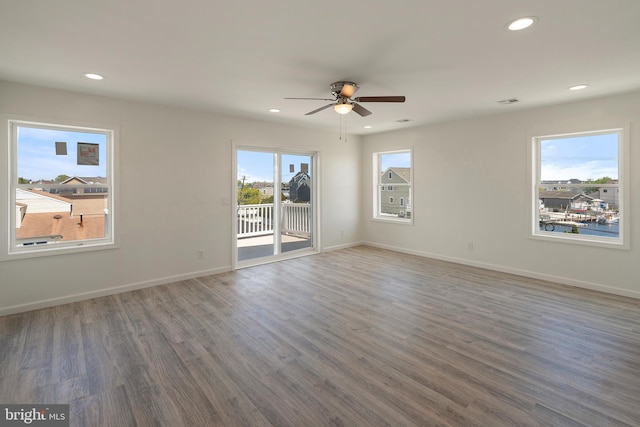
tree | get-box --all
[55,174,70,182]
[18,177,30,184]
[584,176,613,194]
[237,187,261,205]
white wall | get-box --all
[361,90,640,298]
[0,81,362,315]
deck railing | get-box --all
[237,203,310,238]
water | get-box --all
[540,221,620,238]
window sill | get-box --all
[372,216,414,225]
[529,232,628,250]
[2,240,118,261]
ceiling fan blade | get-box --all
[285,97,335,101]
[305,103,335,115]
[339,83,358,98]
[352,103,372,117]
[354,96,406,103]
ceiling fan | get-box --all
[285,81,405,117]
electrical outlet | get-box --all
[197,250,204,259]
[467,242,474,251]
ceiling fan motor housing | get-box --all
[330,81,358,98]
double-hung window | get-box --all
[3,119,116,259]
[531,128,627,248]
[373,149,412,223]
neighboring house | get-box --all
[538,190,595,211]
[46,176,109,216]
[596,181,620,209]
[15,189,72,217]
[14,188,104,245]
[289,171,310,202]
[52,176,108,194]
[541,179,583,191]
[380,167,411,217]
[252,181,274,197]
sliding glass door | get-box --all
[235,148,315,266]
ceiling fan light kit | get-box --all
[334,100,353,115]
[286,81,405,116]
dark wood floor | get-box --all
[1,246,639,426]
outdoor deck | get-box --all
[237,203,312,261]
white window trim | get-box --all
[528,127,629,250]
[372,148,413,225]
[2,116,119,261]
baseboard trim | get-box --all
[322,241,365,252]
[363,241,640,300]
[0,266,231,317]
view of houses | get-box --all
[15,176,108,245]
[238,168,311,205]
[539,178,620,230]
[237,167,312,239]
[380,167,411,218]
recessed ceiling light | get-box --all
[269,108,281,113]
[84,73,104,80]
[364,125,372,129]
[569,84,588,91]
[507,16,537,31]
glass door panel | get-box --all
[281,154,313,253]
[236,150,275,262]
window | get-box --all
[373,149,412,223]
[4,119,116,259]
[531,128,627,248]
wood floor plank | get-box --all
[1,245,640,426]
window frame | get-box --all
[529,127,629,249]
[2,117,118,260]
[373,149,413,224]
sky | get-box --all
[380,151,411,170]
[237,151,312,184]
[17,126,108,181]
[540,132,619,181]
[18,127,615,184]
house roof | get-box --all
[252,181,273,189]
[16,212,104,242]
[539,190,594,201]
[61,176,108,185]
[382,167,410,183]
[290,172,310,185]
[1,2,639,135]
[17,189,73,204]
[389,167,410,182]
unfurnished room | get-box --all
[1,1,639,426]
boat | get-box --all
[597,213,619,224]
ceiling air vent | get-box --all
[497,98,520,105]
[396,119,413,123]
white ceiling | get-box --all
[1,0,639,135]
